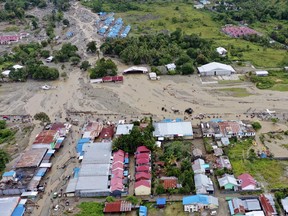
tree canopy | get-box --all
[89,58,117,79]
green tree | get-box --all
[80,61,91,71]
[87,41,97,53]
[181,62,194,75]
[32,19,38,29]
[0,120,6,129]
[0,149,9,172]
[70,56,81,65]
[63,19,70,26]
[252,122,262,131]
[34,112,51,123]
[90,58,117,79]
[156,184,165,195]
[125,196,140,205]
[105,196,115,202]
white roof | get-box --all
[165,63,176,70]
[12,64,23,70]
[149,72,157,78]
[123,66,148,73]
[1,70,11,77]
[198,62,236,73]
[245,211,265,216]
[216,47,227,54]
[281,197,288,213]
[39,162,52,168]
[153,121,193,137]
[0,197,19,216]
[46,56,53,61]
[116,124,134,135]
[218,174,238,187]
[21,191,38,197]
[255,71,268,75]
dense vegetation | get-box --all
[0,120,15,144]
[0,149,10,173]
[113,119,155,154]
[101,29,226,74]
[76,202,104,216]
[89,58,117,79]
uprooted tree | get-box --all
[34,112,51,123]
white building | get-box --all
[153,121,193,140]
[165,63,176,71]
[216,47,227,56]
[198,62,236,76]
[1,70,11,77]
[12,64,24,70]
[115,124,134,136]
[46,56,54,63]
[255,71,268,76]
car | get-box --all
[54,205,59,211]
[53,192,58,199]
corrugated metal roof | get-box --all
[115,124,133,135]
[65,178,77,193]
[153,121,193,137]
[198,62,236,73]
[0,197,20,216]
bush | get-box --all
[34,112,50,122]
[252,122,262,131]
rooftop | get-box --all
[116,124,134,135]
[198,62,236,73]
[33,130,58,145]
[15,148,47,168]
[0,196,20,216]
[153,121,193,137]
[103,201,132,213]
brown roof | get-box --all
[33,130,58,145]
[15,148,47,168]
[99,125,115,139]
[160,176,178,189]
[103,201,132,213]
[50,122,66,130]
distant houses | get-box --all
[197,62,236,76]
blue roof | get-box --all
[228,200,234,215]
[12,204,25,216]
[157,198,167,205]
[182,195,209,205]
[124,170,128,176]
[74,167,80,178]
[139,206,147,216]
[124,158,129,164]
[3,170,16,177]
[36,168,47,177]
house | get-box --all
[123,66,148,74]
[216,156,232,170]
[192,148,203,158]
[2,170,16,182]
[255,71,268,76]
[194,174,214,194]
[139,206,147,216]
[136,166,150,173]
[99,125,115,141]
[221,137,230,146]
[136,158,150,165]
[115,124,133,136]
[136,146,151,154]
[259,194,277,216]
[134,180,151,196]
[216,47,227,56]
[165,63,176,71]
[182,195,219,212]
[46,56,53,63]
[135,153,150,159]
[135,172,151,181]
[228,198,246,215]
[12,65,24,70]
[192,158,209,174]
[201,121,221,138]
[153,121,193,140]
[0,35,20,44]
[214,148,223,156]
[148,72,158,80]
[157,198,166,208]
[194,4,204,9]
[82,122,103,140]
[32,130,59,149]
[218,121,241,138]
[1,70,11,77]
[238,173,257,190]
[160,176,178,190]
[198,62,236,76]
[281,197,288,215]
[218,174,239,190]
[0,196,20,216]
[103,201,132,213]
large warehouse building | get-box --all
[197,62,236,76]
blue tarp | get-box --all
[3,170,16,177]
[124,158,129,164]
[77,138,90,153]
[124,170,128,176]
[12,204,25,216]
[36,168,47,177]
[74,167,80,178]
[161,119,173,123]
[139,206,147,216]
[66,32,74,37]
[176,118,183,122]
[157,198,166,205]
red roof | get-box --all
[135,153,150,159]
[102,76,113,82]
[33,130,58,145]
[50,122,66,130]
[99,125,114,139]
[238,173,256,189]
[135,172,151,181]
[259,194,276,216]
[112,76,123,82]
[112,163,124,171]
[103,201,132,213]
[135,180,151,188]
[136,158,150,165]
[136,146,150,154]
[136,166,150,172]
[160,177,178,189]
[114,149,125,157]
[0,35,19,42]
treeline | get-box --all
[0,0,70,21]
[213,0,288,23]
[101,29,227,74]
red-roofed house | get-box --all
[136,166,150,173]
[32,130,59,149]
[218,121,241,138]
[160,176,178,190]
[112,76,123,82]
[135,180,151,195]
[136,158,150,165]
[82,122,103,140]
[99,125,115,141]
[135,172,151,181]
[103,201,132,213]
[0,35,20,44]
[135,153,150,159]
[238,173,257,190]
[136,146,151,154]
[259,194,277,216]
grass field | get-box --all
[145,202,189,216]
[228,139,288,189]
[218,87,251,97]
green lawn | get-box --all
[228,139,288,189]
[218,87,250,97]
[145,202,188,216]
[270,84,288,91]
[75,202,104,216]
